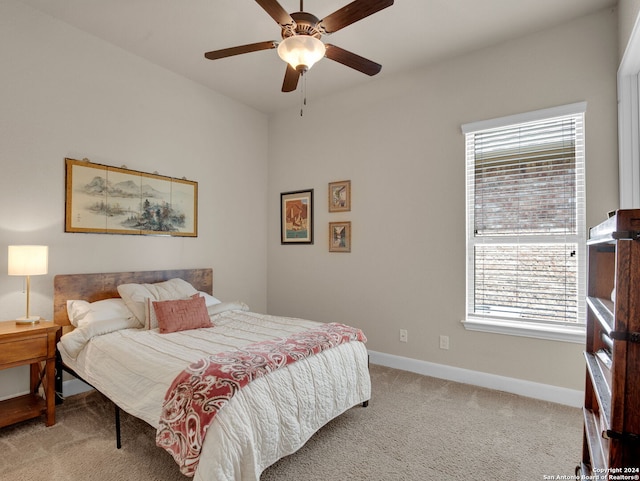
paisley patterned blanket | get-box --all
[156,322,367,476]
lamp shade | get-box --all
[8,245,48,276]
[277,36,325,72]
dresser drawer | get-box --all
[0,335,47,366]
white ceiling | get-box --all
[18,0,616,114]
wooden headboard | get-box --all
[53,268,213,329]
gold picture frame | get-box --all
[328,180,351,212]
[329,221,351,252]
[65,158,198,236]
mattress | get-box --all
[58,308,371,481]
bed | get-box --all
[53,268,371,481]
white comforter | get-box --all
[58,307,371,481]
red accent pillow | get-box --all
[153,295,211,334]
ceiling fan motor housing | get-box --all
[282,12,322,39]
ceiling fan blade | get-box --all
[204,41,276,60]
[255,0,295,28]
[282,64,300,92]
[325,44,382,76]
[318,0,394,34]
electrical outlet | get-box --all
[399,329,408,343]
[439,335,450,350]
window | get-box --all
[462,103,586,343]
[618,22,640,208]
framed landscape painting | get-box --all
[328,180,351,212]
[329,221,351,252]
[281,189,313,244]
[65,158,198,236]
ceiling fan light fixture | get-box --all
[277,35,325,72]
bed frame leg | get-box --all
[115,405,122,449]
[55,351,64,405]
[362,354,370,407]
[55,357,123,448]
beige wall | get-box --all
[0,1,269,398]
[619,0,640,59]
[0,3,623,400]
[267,9,619,391]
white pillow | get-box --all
[145,291,221,330]
[199,291,222,307]
[66,298,134,328]
[117,278,199,328]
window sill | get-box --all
[462,317,585,343]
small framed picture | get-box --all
[328,180,351,212]
[281,189,314,244]
[329,221,351,252]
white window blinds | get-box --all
[463,104,586,330]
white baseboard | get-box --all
[60,352,582,407]
[1,379,93,402]
[368,350,583,407]
[62,378,94,397]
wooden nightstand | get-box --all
[0,321,60,428]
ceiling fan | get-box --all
[204,0,394,93]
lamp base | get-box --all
[16,316,41,325]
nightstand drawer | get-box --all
[0,335,47,366]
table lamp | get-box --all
[8,245,48,325]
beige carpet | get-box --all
[0,365,582,480]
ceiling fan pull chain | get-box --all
[300,72,307,116]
